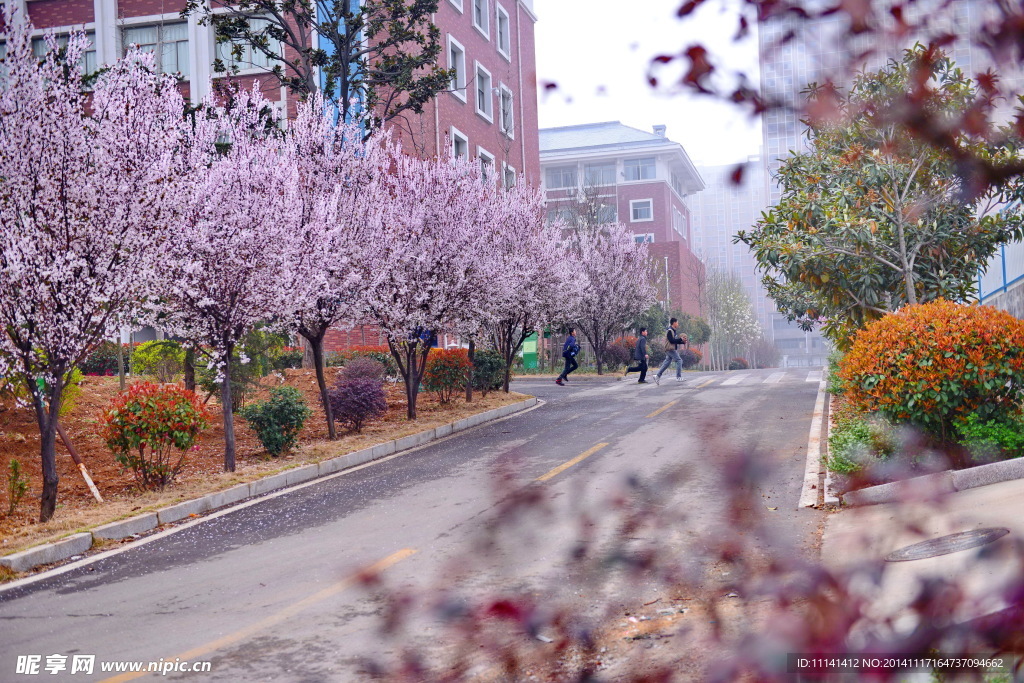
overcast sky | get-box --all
[533,0,763,167]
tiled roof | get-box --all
[539,121,673,152]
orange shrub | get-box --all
[839,300,1024,440]
[423,348,472,404]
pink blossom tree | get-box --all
[485,182,569,392]
[364,150,500,420]
[285,96,389,439]
[156,88,304,472]
[568,222,658,374]
[0,14,188,521]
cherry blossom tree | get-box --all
[285,96,389,439]
[364,151,500,420]
[485,182,569,392]
[156,88,304,472]
[0,14,187,521]
[567,223,658,375]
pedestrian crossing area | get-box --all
[670,369,823,389]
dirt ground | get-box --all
[0,369,527,558]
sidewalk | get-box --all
[821,476,1024,626]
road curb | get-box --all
[0,397,538,575]
[841,456,1024,507]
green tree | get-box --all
[737,46,1024,348]
[182,0,452,136]
[704,266,761,371]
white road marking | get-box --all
[721,373,750,386]
[763,372,786,384]
[806,370,823,382]
[799,380,827,508]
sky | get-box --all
[532,0,763,167]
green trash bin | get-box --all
[521,333,538,370]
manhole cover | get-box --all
[885,528,1010,562]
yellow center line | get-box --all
[536,443,609,482]
[645,399,678,419]
[695,379,716,389]
[100,548,417,682]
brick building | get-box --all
[8,0,541,352]
[539,121,705,317]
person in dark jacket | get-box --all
[623,327,650,383]
[655,318,689,385]
[555,328,579,385]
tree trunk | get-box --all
[36,390,61,523]
[306,331,336,439]
[220,348,237,472]
[301,335,315,369]
[117,338,126,392]
[465,338,475,403]
[184,347,196,392]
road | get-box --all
[0,367,826,681]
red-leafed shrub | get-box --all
[840,300,1024,441]
[607,336,638,368]
[680,348,702,369]
[423,349,472,404]
[328,377,388,433]
[341,356,388,383]
[326,345,397,376]
[728,357,749,370]
[100,383,211,490]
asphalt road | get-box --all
[0,367,825,681]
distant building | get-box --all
[538,121,705,317]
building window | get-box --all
[624,157,656,181]
[498,84,514,137]
[546,206,574,225]
[122,23,189,78]
[634,233,655,244]
[473,0,490,38]
[214,17,279,72]
[583,163,615,187]
[449,0,464,11]
[451,126,469,159]
[474,62,493,121]
[32,33,98,77]
[496,4,511,59]
[545,166,577,190]
[630,199,653,222]
[477,146,494,180]
[502,162,516,189]
[447,36,466,102]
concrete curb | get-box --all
[0,397,538,574]
[841,456,1024,507]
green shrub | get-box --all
[80,341,130,376]
[100,382,210,490]
[271,346,304,370]
[239,386,312,456]
[679,348,702,369]
[472,349,506,397]
[423,349,471,404]
[827,413,896,475]
[956,413,1024,464]
[131,340,185,383]
[840,300,1024,442]
[6,459,28,516]
[826,350,848,395]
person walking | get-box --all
[655,318,688,385]
[623,328,650,383]
[555,327,579,386]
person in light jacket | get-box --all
[655,318,688,385]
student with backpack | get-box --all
[555,328,580,386]
[623,327,650,383]
[654,318,688,385]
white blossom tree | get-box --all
[156,88,304,471]
[485,182,569,392]
[566,222,658,374]
[0,14,187,521]
[285,95,389,439]
[704,266,762,371]
[364,150,500,419]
